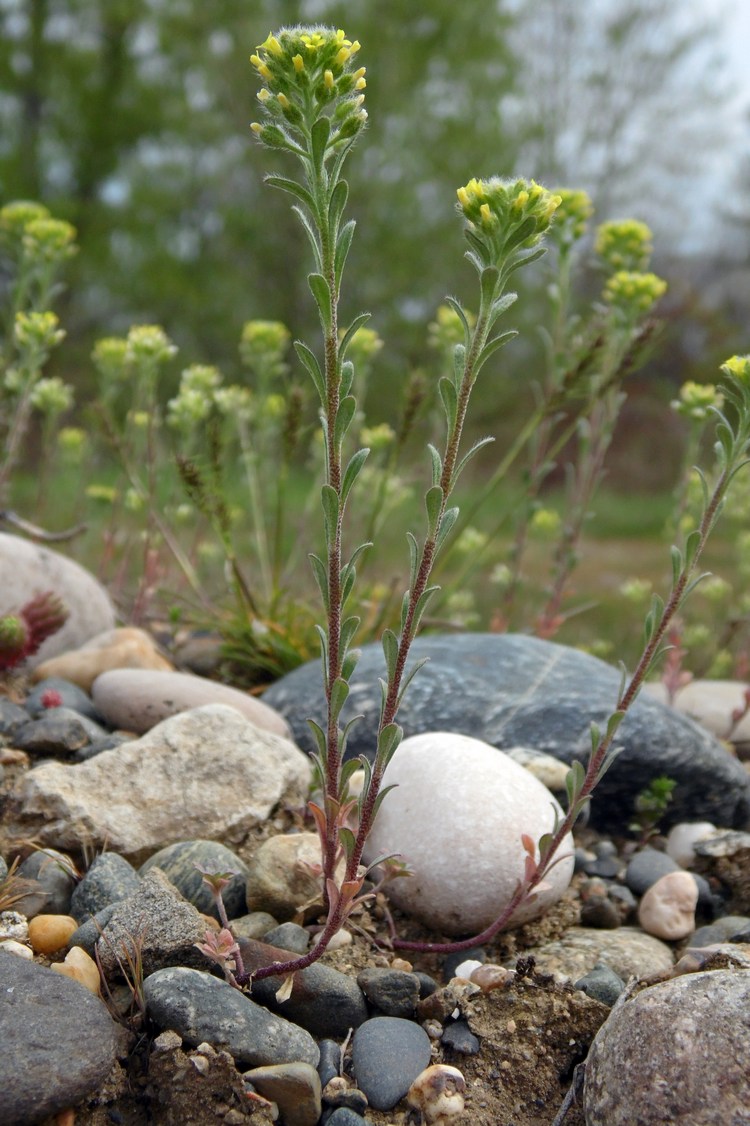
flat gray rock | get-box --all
[263,633,750,831]
[0,533,116,665]
[144,966,319,1068]
[0,948,120,1126]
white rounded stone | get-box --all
[363,731,574,936]
[637,870,698,940]
[665,821,718,868]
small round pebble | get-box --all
[440,1019,481,1055]
[580,894,621,930]
[443,946,485,982]
[690,915,750,946]
[351,1017,431,1111]
[71,852,141,921]
[356,968,420,1018]
[50,946,101,994]
[323,1109,370,1126]
[575,963,626,1007]
[0,938,33,959]
[140,839,248,920]
[26,678,104,722]
[263,922,310,954]
[28,914,79,955]
[317,1040,341,1089]
[17,848,77,916]
[0,911,29,943]
[638,871,698,940]
[625,847,680,895]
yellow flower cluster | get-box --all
[595,219,654,272]
[722,354,750,385]
[455,177,561,261]
[14,310,65,351]
[671,380,723,422]
[603,270,667,315]
[548,188,594,246]
[250,27,366,149]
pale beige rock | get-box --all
[91,666,290,739]
[50,946,100,994]
[28,913,78,955]
[4,705,311,865]
[33,627,173,691]
[363,732,574,935]
[245,832,331,922]
[637,870,698,940]
[644,679,750,743]
[0,938,33,959]
[531,926,674,982]
[0,533,116,665]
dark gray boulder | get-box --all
[263,633,750,832]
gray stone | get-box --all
[584,970,750,1124]
[4,705,311,865]
[440,1018,481,1054]
[143,966,319,1068]
[230,912,279,940]
[531,926,674,983]
[263,633,750,831]
[625,846,681,894]
[70,851,141,922]
[243,1062,322,1126]
[140,839,249,921]
[690,915,750,946]
[0,698,30,737]
[67,904,119,956]
[262,921,310,954]
[356,968,421,1018]
[0,947,120,1126]
[324,1111,370,1126]
[351,1016,431,1111]
[574,963,626,1007]
[25,677,103,721]
[95,868,209,977]
[92,666,291,738]
[0,532,116,665]
[13,707,108,756]
[16,848,77,916]
[240,938,369,1040]
[0,855,7,883]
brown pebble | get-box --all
[28,914,79,955]
[50,947,101,995]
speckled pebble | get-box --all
[16,848,77,916]
[356,968,421,1018]
[351,1016,431,1111]
[71,851,141,922]
[139,839,248,921]
[574,963,626,1006]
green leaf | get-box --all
[476,330,517,375]
[606,710,626,740]
[395,655,429,709]
[453,436,495,484]
[311,116,331,172]
[452,342,466,387]
[340,360,355,397]
[376,722,403,768]
[371,783,399,820]
[427,443,442,486]
[406,532,419,588]
[308,552,329,612]
[340,754,363,790]
[329,676,349,724]
[321,484,340,546]
[490,291,518,321]
[334,220,356,289]
[339,312,372,360]
[463,229,489,267]
[340,615,360,656]
[264,175,315,211]
[400,589,410,633]
[334,395,356,449]
[294,341,326,405]
[341,448,369,505]
[444,297,472,343]
[425,485,444,536]
[308,272,332,332]
[589,723,602,756]
[500,243,546,284]
[684,529,702,570]
[341,647,360,681]
[329,178,349,231]
[291,205,323,272]
[306,719,328,759]
[480,265,500,307]
[339,714,363,759]
[434,506,459,556]
[381,628,399,681]
[670,544,683,587]
[411,584,439,635]
[565,758,586,808]
[438,376,458,429]
[595,743,626,784]
[338,825,357,862]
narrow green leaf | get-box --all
[328,178,349,231]
[340,360,355,397]
[395,655,430,709]
[306,719,328,759]
[411,584,439,635]
[371,783,399,820]
[341,448,369,506]
[683,571,712,600]
[340,754,363,790]
[595,743,626,783]
[476,330,517,374]
[291,205,322,271]
[314,622,328,666]
[425,485,444,536]
[311,116,331,172]
[480,265,500,306]
[438,376,458,428]
[670,544,683,587]
[427,444,442,486]
[376,722,403,768]
[500,243,546,284]
[400,589,410,633]
[294,341,326,406]
[334,395,356,449]
[434,506,459,556]
[381,628,399,681]
[606,710,626,740]
[339,714,363,759]
[308,552,329,612]
[341,562,357,606]
[444,297,471,343]
[338,825,357,862]
[589,723,602,756]
[334,219,356,289]
[308,272,332,331]
[341,647,360,681]
[264,175,315,211]
[406,532,419,589]
[452,342,466,387]
[684,529,702,570]
[490,291,518,321]
[339,311,372,360]
[453,436,495,484]
[340,615,360,656]
[463,228,489,266]
[329,676,350,724]
[565,758,585,807]
[321,484,340,546]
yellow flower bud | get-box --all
[293,54,304,72]
[456,187,470,207]
[258,62,271,81]
[324,69,335,90]
[250,122,263,134]
[257,89,271,103]
[277,93,290,109]
[355,76,366,90]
